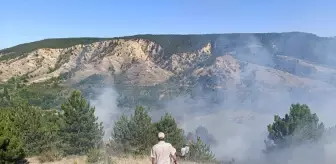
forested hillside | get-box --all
[1,32,336,110]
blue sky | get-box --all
[1,0,335,49]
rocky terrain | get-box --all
[1,32,336,108]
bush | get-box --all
[38,148,63,163]
[86,148,104,163]
[106,156,116,164]
[187,136,216,162]
[0,137,26,164]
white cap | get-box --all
[158,132,165,139]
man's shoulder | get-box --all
[152,143,159,149]
[165,142,173,146]
[153,141,173,148]
[163,142,174,148]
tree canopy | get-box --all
[60,90,104,155]
[266,103,325,151]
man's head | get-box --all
[158,132,165,141]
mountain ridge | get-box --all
[1,32,336,108]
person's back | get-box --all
[151,132,176,164]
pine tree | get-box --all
[111,115,132,153]
[127,106,156,154]
[111,106,155,154]
[60,90,104,155]
[187,136,216,162]
[154,113,185,148]
[266,103,324,151]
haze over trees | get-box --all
[0,70,331,164]
[0,82,328,163]
[1,33,335,163]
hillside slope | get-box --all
[1,32,336,108]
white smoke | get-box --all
[90,33,336,163]
[91,87,120,141]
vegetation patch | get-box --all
[0,38,113,61]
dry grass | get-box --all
[27,155,87,164]
[27,155,213,164]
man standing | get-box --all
[151,132,177,164]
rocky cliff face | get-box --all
[0,39,170,85]
[0,38,241,89]
[1,33,336,92]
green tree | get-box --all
[0,108,26,164]
[111,115,132,153]
[154,113,185,148]
[112,106,155,154]
[266,103,324,150]
[0,105,63,156]
[60,90,104,155]
[187,136,216,162]
[128,106,156,154]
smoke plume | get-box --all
[91,87,121,141]
[156,33,336,163]
[92,33,336,163]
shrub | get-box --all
[187,136,216,162]
[38,148,63,163]
[86,148,104,163]
[0,137,26,164]
[106,156,116,164]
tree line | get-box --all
[0,90,216,163]
[0,86,328,164]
